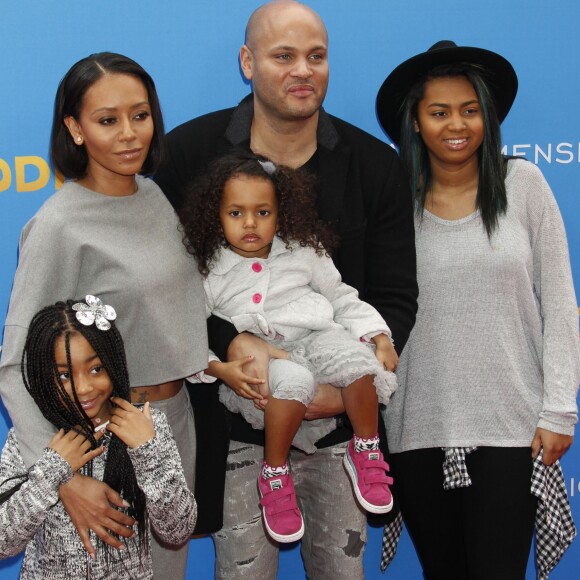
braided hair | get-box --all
[2,299,148,558]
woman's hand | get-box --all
[48,428,104,472]
[59,474,136,558]
[207,356,266,401]
[372,333,399,372]
[107,398,155,449]
[531,427,573,465]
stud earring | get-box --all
[76,136,83,143]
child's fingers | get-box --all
[235,383,263,400]
[106,422,121,440]
[232,354,256,365]
[109,406,138,422]
[51,428,66,442]
[83,445,105,464]
[110,397,137,412]
[253,398,268,411]
[243,374,266,385]
[63,427,83,441]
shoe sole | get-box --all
[343,451,394,514]
[258,484,305,543]
[261,511,305,543]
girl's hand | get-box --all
[209,356,267,401]
[531,427,573,465]
[48,428,104,472]
[107,398,155,449]
[372,333,399,372]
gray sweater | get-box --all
[386,159,580,453]
[0,409,197,578]
[0,177,207,467]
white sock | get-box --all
[262,461,289,480]
[354,433,380,453]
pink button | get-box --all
[252,293,262,304]
[252,262,262,273]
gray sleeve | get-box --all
[0,210,82,467]
[0,430,72,558]
[127,409,197,543]
[528,165,580,434]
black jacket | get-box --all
[155,95,418,533]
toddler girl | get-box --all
[0,296,196,578]
[182,151,397,543]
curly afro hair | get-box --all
[179,150,339,276]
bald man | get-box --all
[155,2,417,578]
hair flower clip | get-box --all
[72,295,117,331]
[258,159,276,175]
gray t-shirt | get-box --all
[0,176,207,466]
[386,159,580,453]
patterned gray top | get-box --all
[0,409,196,579]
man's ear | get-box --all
[239,44,254,81]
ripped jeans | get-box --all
[212,439,367,580]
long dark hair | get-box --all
[399,63,508,237]
[179,150,339,276]
[3,300,148,557]
[50,52,165,178]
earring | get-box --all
[76,136,83,144]
[220,237,229,248]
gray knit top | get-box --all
[0,176,207,467]
[0,409,197,579]
[385,159,580,453]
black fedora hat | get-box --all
[376,40,518,145]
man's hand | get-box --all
[59,474,136,558]
[304,383,345,420]
[531,427,573,465]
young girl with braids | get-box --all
[0,297,196,578]
[181,151,398,543]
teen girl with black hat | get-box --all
[376,41,580,578]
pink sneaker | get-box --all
[343,438,394,514]
[258,472,304,543]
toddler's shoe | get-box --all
[258,472,304,543]
[343,438,394,514]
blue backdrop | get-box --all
[1,1,578,578]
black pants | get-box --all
[391,447,537,580]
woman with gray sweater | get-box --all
[376,41,580,578]
[0,53,206,578]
